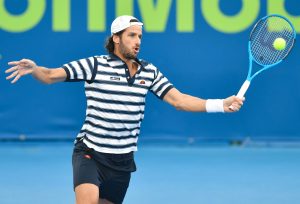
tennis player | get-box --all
[5,16,244,204]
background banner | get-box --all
[1,0,299,141]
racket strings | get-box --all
[251,20,275,64]
[250,16,295,66]
[252,19,290,64]
[264,24,287,64]
[267,20,294,63]
[252,18,294,64]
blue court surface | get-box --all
[0,142,300,204]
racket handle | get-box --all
[236,80,250,98]
[229,80,250,111]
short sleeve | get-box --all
[150,66,174,99]
[62,56,97,82]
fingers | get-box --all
[237,98,244,106]
[8,61,21,66]
[232,96,245,106]
[229,104,239,112]
[231,102,242,110]
[6,70,19,80]
[5,65,18,74]
[8,59,31,67]
[11,74,21,84]
[5,62,22,83]
[229,106,237,112]
[6,69,22,83]
[239,96,245,102]
[225,95,246,113]
[229,96,245,111]
[5,64,20,83]
[5,59,34,84]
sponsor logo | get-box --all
[110,76,120,81]
[1,1,295,33]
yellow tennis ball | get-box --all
[273,38,286,51]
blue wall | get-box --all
[1,0,300,141]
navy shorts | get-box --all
[72,140,136,204]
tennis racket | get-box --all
[235,14,296,99]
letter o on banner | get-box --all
[202,0,260,33]
[0,0,46,32]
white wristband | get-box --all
[206,99,224,113]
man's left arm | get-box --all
[163,88,244,113]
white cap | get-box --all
[111,15,143,35]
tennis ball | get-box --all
[273,38,286,51]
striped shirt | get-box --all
[62,54,174,154]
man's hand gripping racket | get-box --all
[231,14,296,110]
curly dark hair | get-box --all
[105,30,125,54]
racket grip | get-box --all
[236,80,250,98]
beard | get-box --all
[119,40,137,60]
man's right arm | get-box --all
[5,59,66,84]
[31,66,66,84]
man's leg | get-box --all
[75,183,114,204]
[75,183,99,204]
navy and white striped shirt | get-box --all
[63,54,174,154]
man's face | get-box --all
[116,25,142,60]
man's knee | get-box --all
[75,183,99,204]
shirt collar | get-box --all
[109,53,142,66]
